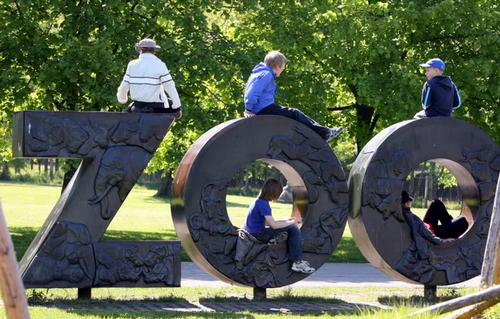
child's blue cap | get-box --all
[419,58,445,71]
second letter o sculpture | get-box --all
[349,117,500,285]
[171,116,349,287]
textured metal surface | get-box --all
[171,115,349,288]
[349,117,500,285]
[13,111,181,288]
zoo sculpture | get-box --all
[11,112,498,291]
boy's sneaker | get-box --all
[292,260,316,274]
[325,127,343,143]
[269,231,288,245]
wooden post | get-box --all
[478,176,500,288]
[424,284,437,299]
[0,202,30,319]
[407,284,500,318]
[253,287,266,301]
[78,288,91,300]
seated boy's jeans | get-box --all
[251,224,302,262]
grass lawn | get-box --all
[2,180,490,319]
[1,285,498,319]
[0,180,370,263]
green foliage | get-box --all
[2,0,500,177]
[225,0,500,151]
[1,0,249,176]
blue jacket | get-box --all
[244,63,277,114]
[421,76,461,117]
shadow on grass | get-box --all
[378,288,462,307]
[9,227,191,262]
[30,295,372,318]
[329,237,367,263]
[226,200,252,208]
[199,295,345,304]
[66,310,257,318]
[144,195,171,204]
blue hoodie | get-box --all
[244,63,277,114]
[421,75,461,117]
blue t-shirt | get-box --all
[242,198,272,233]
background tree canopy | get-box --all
[1,0,499,185]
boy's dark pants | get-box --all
[424,204,468,239]
[257,103,331,140]
[251,224,302,262]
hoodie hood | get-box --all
[244,63,278,114]
[430,75,453,91]
[252,62,275,76]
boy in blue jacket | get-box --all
[244,51,343,142]
[414,58,461,118]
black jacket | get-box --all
[403,207,442,259]
[421,76,461,117]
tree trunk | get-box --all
[409,170,414,195]
[424,175,429,207]
[61,166,77,194]
[1,162,9,180]
[355,104,377,154]
[55,159,59,172]
[244,165,249,194]
[49,159,54,181]
[416,163,428,200]
[156,170,173,198]
[238,167,245,188]
[429,162,437,199]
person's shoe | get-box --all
[291,260,316,273]
[325,127,343,143]
[269,231,288,245]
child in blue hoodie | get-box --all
[414,58,461,118]
[244,51,343,142]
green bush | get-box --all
[6,168,64,186]
[411,199,462,211]
[227,187,260,197]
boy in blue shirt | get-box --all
[243,179,315,274]
[244,51,343,142]
[415,58,461,118]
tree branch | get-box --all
[14,1,22,16]
[422,31,497,43]
[327,105,354,111]
[369,113,379,133]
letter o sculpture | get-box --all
[349,117,500,285]
[171,116,349,287]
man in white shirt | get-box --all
[117,39,182,119]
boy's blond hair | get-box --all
[264,51,287,70]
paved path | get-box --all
[181,262,480,288]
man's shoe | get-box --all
[291,260,316,273]
[325,127,343,143]
[269,231,288,245]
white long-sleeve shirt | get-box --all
[117,53,181,109]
